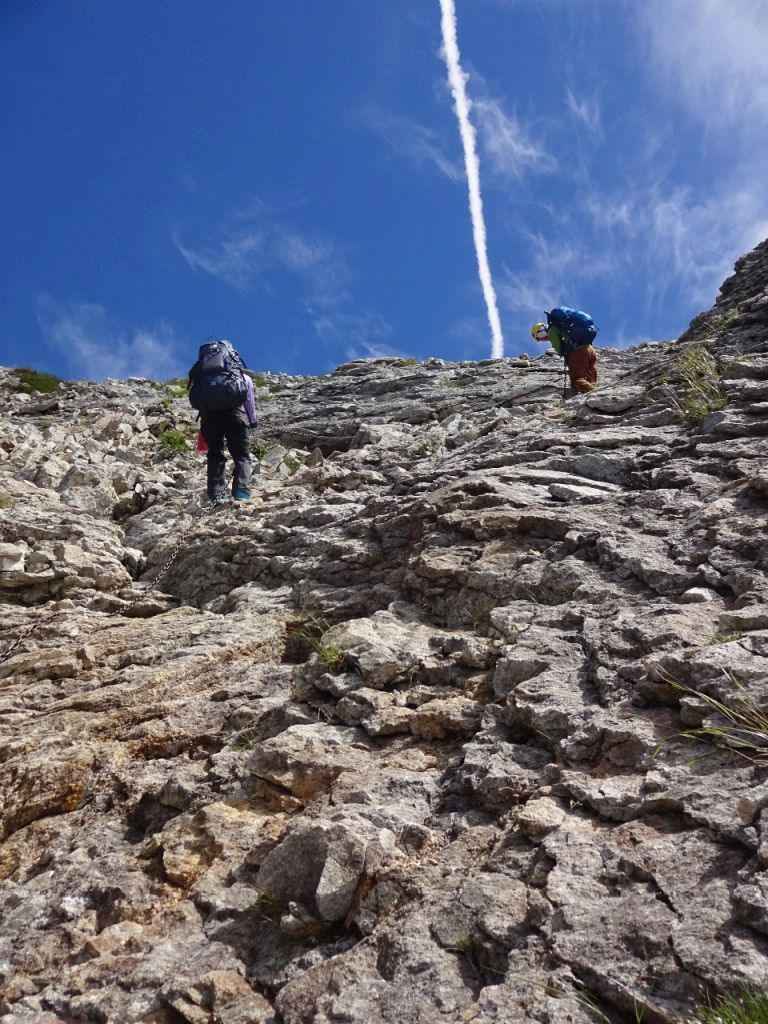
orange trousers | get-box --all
[567,345,598,393]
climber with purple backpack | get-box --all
[188,339,259,503]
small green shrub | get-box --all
[251,439,274,459]
[251,374,269,389]
[165,383,188,399]
[154,425,189,459]
[0,494,14,509]
[283,454,304,473]
[396,357,418,367]
[14,367,61,394]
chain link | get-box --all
[0,499,219,666]
[0,610,62,665]
[0,358,671,670]
[107,499,218,618]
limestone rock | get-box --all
[2,240,768,1021]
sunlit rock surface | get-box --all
[1,241,768,1022]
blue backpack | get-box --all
[188,340,248,413]
[547,307,597,359]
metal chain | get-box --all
[0,610,63,666]
[107,498,218,618]
[270,425,356,446]
[0,499,218,666]
[0,354,670,669]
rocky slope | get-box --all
[1,241,767,1024]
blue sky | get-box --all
[2,0,767,381]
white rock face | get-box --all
[1,239,768,1022]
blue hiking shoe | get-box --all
[232,490,251,501]
[209,493,230,505]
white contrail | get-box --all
[438,0,505,359]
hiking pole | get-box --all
[563,363,568,402]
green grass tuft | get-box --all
[316,643,346,671]
[471,598,497,634]
[667,345,728,423]
[709,308,741,333]
[253,885,283,920]
[710,631,744,645]
[230,728,259,752]
[661,670,768,763]
[14,367,61,394]
[692,987,768,1023]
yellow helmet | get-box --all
[531,322,548,341]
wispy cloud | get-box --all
[174,211,352,308]
[177,207,394,358]
[438,0,505,359]
[629,1,768,314]
[639,0,768,137]
[311,310,399,361]
[448,0,768,354]
[37,298,187,380]
[365,91,549,188]
[645,184,768,307]
[565,87,601,138]
[473,94,553,180]
[175,229,266,294]
[499,228,616,316]
[363,105,464,183]
[499,172,768,346]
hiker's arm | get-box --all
[547,324,564,356]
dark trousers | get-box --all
[201,409,252,497]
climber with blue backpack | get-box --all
[531,307,598,395]
[188,339,259,503]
